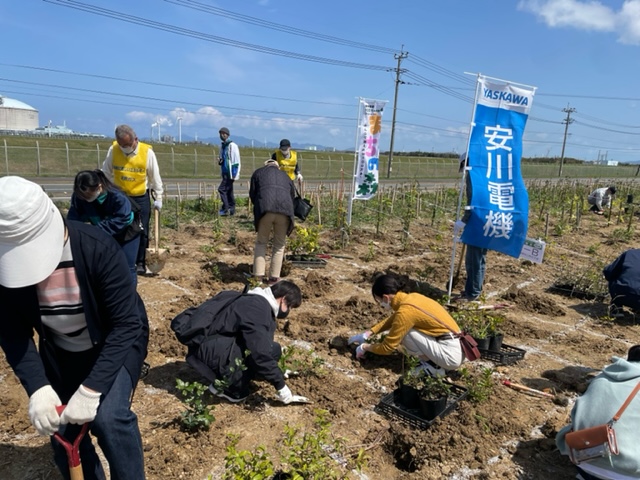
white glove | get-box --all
[355,344,367,359]
[28,385,62,436]
[60,385,101,425]
[276,385,310,404]
[453,220,466,236]
[296,173,304,182]
[283,369,299,379]
[348,330,371,345]
[153,199,162,211]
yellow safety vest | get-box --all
[111,141,151,196]
[275,150,297,180]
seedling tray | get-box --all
[374,382,468,430]
[285,255,327,268]
[479,343,526,365]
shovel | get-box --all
[53,405,89,480]
[146,208,168,275]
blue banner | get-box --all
[460,77,535,258]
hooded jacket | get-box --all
[556,357,640,477]
[603,249,640,307]
[174,287,286,391]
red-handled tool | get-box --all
[53,405,89,480]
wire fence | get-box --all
[2,139,639,180]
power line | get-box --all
[164,0,396,54]
[43,0,390,71]
[0,63,354,108]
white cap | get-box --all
[0,176,65,288]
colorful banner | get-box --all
[353,98,387,200]
[460,76,536,258]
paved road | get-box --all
[26,177,464,201]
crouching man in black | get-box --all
[171,280,309,404]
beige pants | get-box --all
[253,212,289,278]
[401,329,465,370]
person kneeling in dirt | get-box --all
[0,176,149,480]
[588,186,616,215]
[603,249,640,317]
[171,280,309,404]
[347,274,465,377]
[556,345,640,479]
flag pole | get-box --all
[347,98,363,226]
[446,73,482,302]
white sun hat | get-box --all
[0,176,65,288]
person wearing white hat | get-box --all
[0,176,149,480]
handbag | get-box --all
[406,304,481,362]
[293,185,313,221]
[564,382,640,465]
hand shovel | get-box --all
[146,208,168,275]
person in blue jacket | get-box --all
[68,169,142,285]
[0,176,149,480]
[603,249,640,317]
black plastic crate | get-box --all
[479,343,526,365]
[374,382,468,430]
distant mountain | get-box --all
[177,134,336,151]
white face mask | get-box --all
[280,148,290,156]
[380,299,391,310]
[85,190,100,202]
[120,145,135,155]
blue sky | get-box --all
[1,0,639,161]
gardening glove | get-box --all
[28,385,62,436]
[355,344,368,360]
[348,330,371,345]
[296,173,304,182]
[453,220,466,237]
[60,385,101,425]
[283,369,299,379]
[153,199,163,211]
[276,385,310,404]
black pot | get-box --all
[489,333,504,352]
[419,395,447,421]
[474,336,490,350]
[397,381,421,409]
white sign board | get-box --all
[519,238,546,264]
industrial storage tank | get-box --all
[0,96,39,131]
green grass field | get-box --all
[0,135,637,180]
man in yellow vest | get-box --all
[271,139,303,182]
[102,125,164,276]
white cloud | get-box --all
[518,0,640,44]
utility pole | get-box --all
[386,49,408,179]
[558,105,575,177]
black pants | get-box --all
[229,341,282,397]
[130,190,150,266]
[218,174,236,213]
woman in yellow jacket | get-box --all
[271,139,303,182]
[347,274,465,376]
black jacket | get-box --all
[249,164,296,235]
[0,220,149,397]
[173,291,286,391]
[604,249,640,300]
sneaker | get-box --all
[208,384,249,403]
[266,277,280,285]
[609,304,624,318]
[136,263,146,275]
[218,209,228,216]
[410,360,445,378]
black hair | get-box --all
[627,345,640,362]
[73,169,118,196]
[371,274,406,299]
[271,280,302,309]
[609,186,617,195]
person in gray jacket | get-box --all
[249,159,296,284]
[556,345,640,479]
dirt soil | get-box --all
[1,209,639,480]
